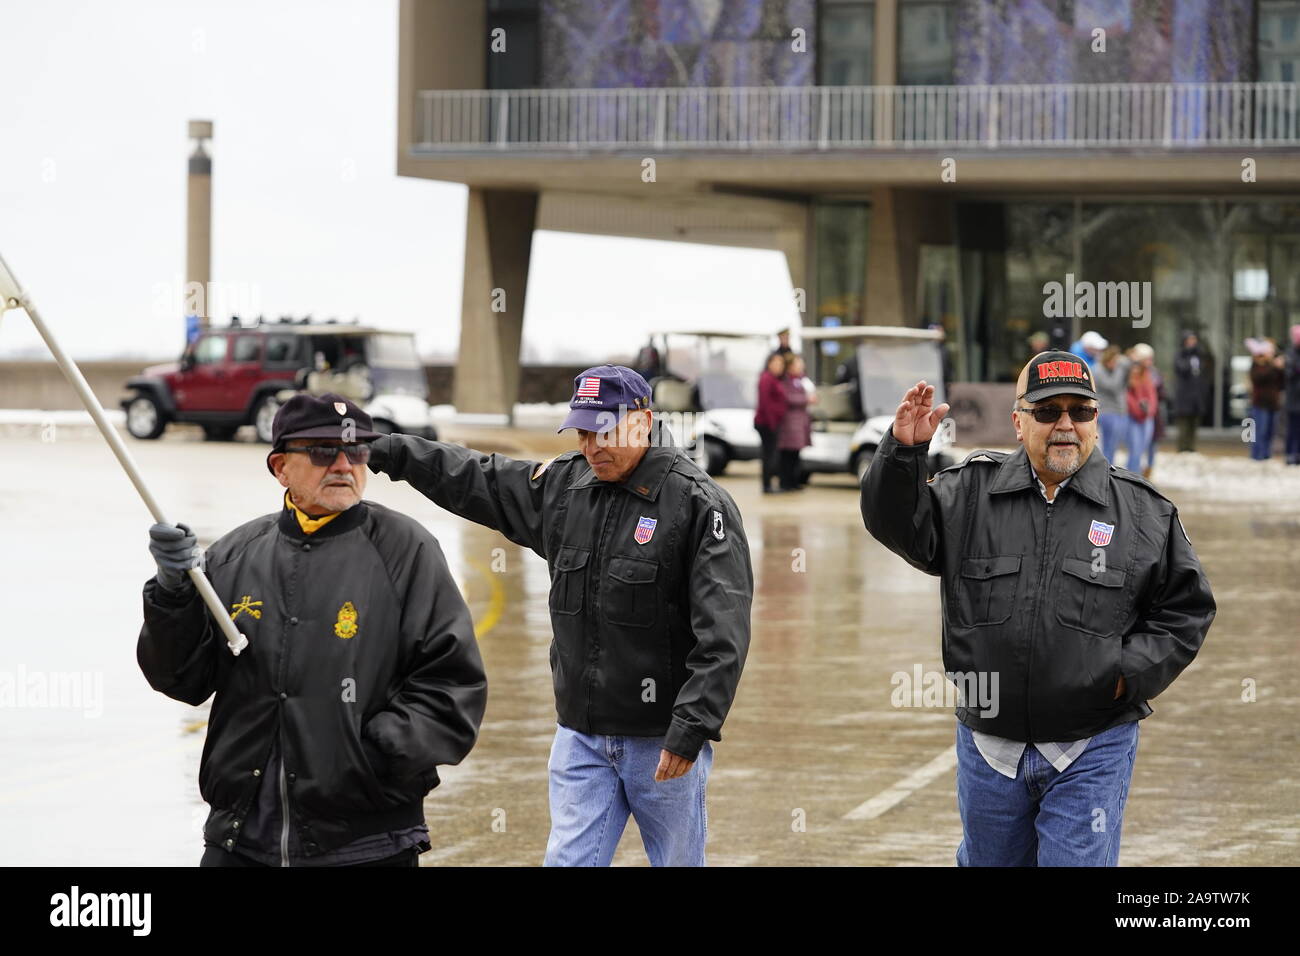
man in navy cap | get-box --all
[862,353,1214,866]
[139,393,487,866]
[366,365,753,866]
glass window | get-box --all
[231,335,261,363]
[193,335,227,366]
[814,201,870,331]
[1260,1,1300,81]
[264,335,298,366]
[487,0,539,89]
[819,1,874,86]
[898,0,954,85]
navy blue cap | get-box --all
[557,365,652,434]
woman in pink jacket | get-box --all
[754,352,788,493]
[777,354,815,491]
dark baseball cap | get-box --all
[1021,351,1099,403]
[557,365,652,435]
[265,392,381,474]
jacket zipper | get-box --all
[278,756,290,867]
[1024,495,1055,740]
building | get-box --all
[398,0,1300,427]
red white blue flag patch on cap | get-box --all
[1088,520,1115,547]
[633,515,657,545]
[576,377,601,397]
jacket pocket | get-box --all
[1056,556,1128,637]
[604,555,659,629]
[549,546,589,616]
[953,554,1021,627]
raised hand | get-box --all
[892,380,950,447]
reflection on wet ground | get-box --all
[1,428,1296,865]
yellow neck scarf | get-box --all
[284,491,340,535]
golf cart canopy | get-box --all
[801,325,946,421]
[651,329,773,412]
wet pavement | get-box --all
[1,422,1296,865]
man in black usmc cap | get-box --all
[861,352,1215,866]
[138,392,487,866]
[366,365,753,866]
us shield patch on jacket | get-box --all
[634,516,657,545]
[1088,520,1115,547]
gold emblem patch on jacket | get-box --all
[334,601,359,639]
[230,595,263,620]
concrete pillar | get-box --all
[873,0,898,144]
[186,120,213,330]
[865,189,953,327]
[874,0,898,86]
[453,188,538,420]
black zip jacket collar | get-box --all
[987,443,1110,507]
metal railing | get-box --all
[413,83,1300,152]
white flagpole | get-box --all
[0,251,247,655]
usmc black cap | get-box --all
[265,392,381,474]
[1022,350,1098,403]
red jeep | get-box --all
[120,320,436,442]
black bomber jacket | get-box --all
[367,435,753,762]
[862,429,1216,742]
[137,499,487,858]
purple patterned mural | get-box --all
[954,0,1256,85]
[542,0,815,88]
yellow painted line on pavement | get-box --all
[466,559,505,639]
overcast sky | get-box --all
[0,0,796,363]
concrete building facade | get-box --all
[398,0,1300,426]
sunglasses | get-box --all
[281,443,372,467]
[1016,405,1099,424]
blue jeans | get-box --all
[543,724,713,867]
[955,719,1140,867]
[1249,406,1277,460]
[1099,411,1126,463]
[1126,417,1154,472]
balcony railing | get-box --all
[413,83,1300,152]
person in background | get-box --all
[1248,338,1286,461]
[777,354,814,492]
[1093,345,1130,464]
[633,340,663,382]
[1125,347,1159,478]
[1028,330,1052,356]
[1172,331,1210,453]
[770,328,795,365]
[1069,330,1108,369]
[755,352,788,494]
[1285,325,1300,466]
[1137,345,1166,476]
[929,323,953,394]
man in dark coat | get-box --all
[139,394,488,867]
[1172,331,1211,452]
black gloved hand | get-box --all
[366,435,390,474]
[148,522,198,594]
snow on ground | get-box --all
[1149,451,1300,504]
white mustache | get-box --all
[1048,433,1081,446]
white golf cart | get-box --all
[646,330,783,475]
[798,325,955,482]
[647,326,953,481]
